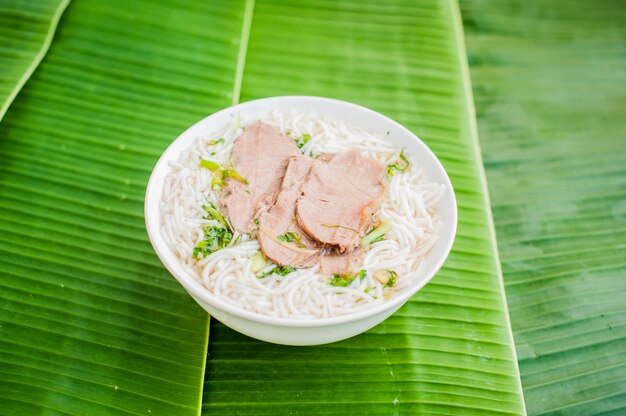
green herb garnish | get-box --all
[385,271,397,288]
[374,270,397,288]
[192,204,233,258]
[369,235,385,244]
[202,204,229,229]
[200,159,220,171]
[386,149,409,176]
[222,168,249,184]
[208,138,225,145]
[250,251,267,273]
[361,220,391,246]
[257,265,297,279]
[330,270,367,287]
[211,175,224,188]
[277,231,305,248]
[254,217,259,225]
[295,133,311,150]
[200,160,248,187]
[277,232,297,242]
[330,274,354,287]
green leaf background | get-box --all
[0,0,245,414]
[204,0,523,414]
[0,0,624,415]
[462,0,626,413]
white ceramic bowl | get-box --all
[145,96,457,346]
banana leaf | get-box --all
[0,0,529,414]
[0,0,249,414]
[460,0,626,414]
[0,0,69,121]
[202,0,525,414]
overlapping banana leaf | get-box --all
[202,0,524,415]
[0,0,68,121]
[0,0,249,414]
[460,0,626,414]
[0,0,564,415]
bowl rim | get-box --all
[145,96,458,328]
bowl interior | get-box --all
[145,96,457,327]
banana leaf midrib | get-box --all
[0,0,70,122]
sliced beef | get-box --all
[258,156,320,267]
[221,122,300,233]
[296,150,385,253]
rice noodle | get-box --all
[160,111,444,319]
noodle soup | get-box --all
[160,111,444,320]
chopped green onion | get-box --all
[250,251,267,273]
[330,274,355,287]
[193,204,233,259]
[361,219,391,246]
[369,235,385,244]
[399,150,409,165]
[277,231,305,248]
[208,138,225,145]
[277,232,297,241]
[295,133,311,150]
[200,160,248,187]
[202,204,230,230]
[259,227,318,254]
[193,224,231,258]
[210,169,224,189]
[386,149,409,176]
[254,217,259,225]
[222,168,248,184]
[257,265,297,279]
[277,232,297,242]
[200,159,220,171]
[329,270,367,287]
[373,270,397,288]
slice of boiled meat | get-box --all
[319,251,361,275]
[296,150,385,253]
[258,156,320,267]
[221,122,300,233]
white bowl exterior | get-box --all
[145,96,457,346]
[189,291,403,345]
